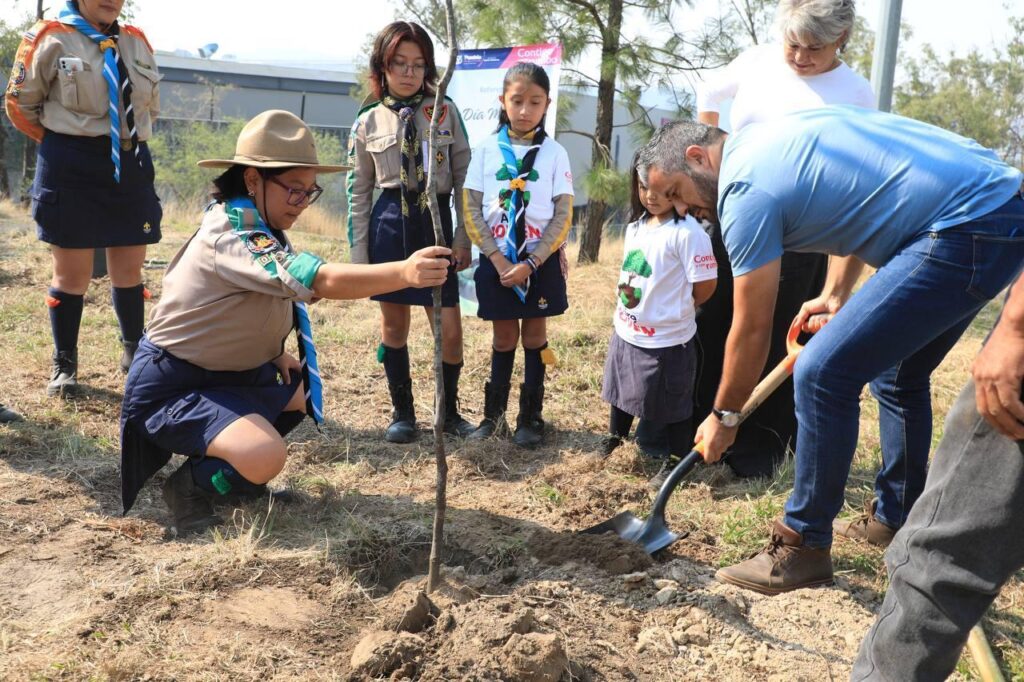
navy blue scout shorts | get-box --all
[369,188,459,307]
[474,251,568,321]
[32,131,163,249]
[122,337,298,458]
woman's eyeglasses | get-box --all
[388,61,426,76]
[267,175,324,206]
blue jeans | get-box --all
[784,196,1024,547]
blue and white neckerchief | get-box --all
[224,198,323,427]
[58,1,142,183]
[496,125,545,302]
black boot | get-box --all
[47,350,79,397]
[120,339,140,375]
[0,403,24,423]
[162,462,223,536]
[215,484,298,507]
[442,362,474,437]
[386,381,417,443]
[469,381,511,440]
[513,383,545,449]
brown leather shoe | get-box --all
[715,520,834,595]
[833,499,897,547]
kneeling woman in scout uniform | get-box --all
[120,111,452,535]
[5,0,163,396]
[347,21,473,443]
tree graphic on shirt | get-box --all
[496,159,539,210]
[618,249,652,309]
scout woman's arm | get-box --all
[346,116,375,264]
[5,23,58,142]
[313,246,452,300]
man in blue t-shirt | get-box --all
[643,106,1024,594]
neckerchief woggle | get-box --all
[497,125,542,303]
[224,198,323,428]
[58,1,141,183]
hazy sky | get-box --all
[3,1,1015,77]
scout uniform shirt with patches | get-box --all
[463,133,574,261]
[146,203,323,372]
[5,19,161,143]
[614,215,717,349]
[346,96,472,263]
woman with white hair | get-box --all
[686,0,876,486]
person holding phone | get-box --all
[5,0,162,397]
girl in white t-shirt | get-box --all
[600,150,718,479]
[462,63,574,448]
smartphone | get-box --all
[57,57,84,74]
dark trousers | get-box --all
[691,223,828,477]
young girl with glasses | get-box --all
[346,21,474,444]
[461,63,574,448]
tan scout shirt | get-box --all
[346,97,471,264]
[146,203,323,372]
[5,20,161,143]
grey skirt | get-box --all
[601,332,697,423]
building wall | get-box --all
[153,54,676,207]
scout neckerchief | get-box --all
[224,198,324,428]
[496,124,547,303]
[58,1,141,183]
[382,92,428,256]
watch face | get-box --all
[723,413,740,427]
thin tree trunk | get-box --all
[0,121,11,199]
[577,0,623,264]
[424,0,458,594]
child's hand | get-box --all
[453,247,472,272]
[489,252,514,275]
[500,262,532,288]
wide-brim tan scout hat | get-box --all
[198,109,350,173]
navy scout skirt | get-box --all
[120,337,298,513]
[370,188,459,307]
[475,249,568,321]
[32,131,162,249]
[601,332,697,424]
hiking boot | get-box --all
[162,462,223,536]
[386,381,417,443]
[469,381,511,440]
[715,519,834,595]
[215,485,298,508]
[47,350,79,398]
[0,403,24,423]
[120,339,140,375]
[513,383,545,449]
[441,361,474,437]
[599,435,624,458]
[833,499,897,548]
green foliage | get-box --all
[147,119,246,204]
[895,18,1024,169]
[582,161,629,208]
[147,121,348,212]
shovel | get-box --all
[582,315,820,555]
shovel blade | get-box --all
[581,511,647,542]
[635,521,680,555]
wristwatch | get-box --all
[712,407,742,428]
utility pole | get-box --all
[870,0,903,112]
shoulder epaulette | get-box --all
[22,19,65,44]
[122,25,154,53]
[356,99,382,118]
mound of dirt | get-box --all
[528,527,654,574]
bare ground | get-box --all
[0,204,1020,681]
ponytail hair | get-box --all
[628,151,647,223]
[496,62,551,133]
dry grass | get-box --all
[0,199,1020,680]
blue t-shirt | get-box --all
[718,105,1024,275]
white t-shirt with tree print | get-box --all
[613,214,718,348]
